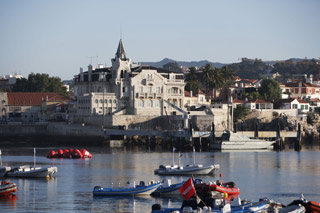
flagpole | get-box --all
[193,147,195,165]
[178,152,180,167]
[0,149,2,167]
[34,147,36,168]
[172,147,175,165]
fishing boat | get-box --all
[6,148,57,178]
[0,181,17,196]
[93,181,161,196]
[151,179,185,197]
[211,130,276,150]
[154,147,220,176]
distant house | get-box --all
[2,92,71,122]
[278,98,310,113]
[278,98,299,110]
[280,82,320,99]
[244,99,273,110]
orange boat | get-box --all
[0,181,17,196]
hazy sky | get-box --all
[1,0,319,80]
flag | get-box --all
[179,177,196,200]
[173,147,176,152]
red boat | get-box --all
[306,201,320,212]
[195,179,240,197]
[0,181,17,196]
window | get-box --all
[305,105,309,110]
[99,99,103,103]
[147,74,153,79]
[95,99,98,103]
[147,100,152,107]
[155,100,161,107]
[113,100,116,103]
[147,87,152,93]
[156,87,161,94]
[109,100,112,103]
[138,87,143,93]
[293,104,298,109]
[301,105,304,110]
[138,100,144,107]
[169,87,179,94]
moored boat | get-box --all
[211,130,276,150]
[0,181,17,196]
[151,179,185,197]
[6,165,58,178]
[93,181,161,196]
[155,147,219,176]
[155,164,219,176]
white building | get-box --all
[74,40,185,116]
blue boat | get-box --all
[93,181,161,196]
[151,179,185,197]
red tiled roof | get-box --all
[297,99,309,104]
[247,99,271,103]
[7,92,71,106]
[232,99,245,103]
[283,82,319,88]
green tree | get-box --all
[258,79,281,101]
[233,105,249,121]
[12,73,67,95]
[185,80,201,95]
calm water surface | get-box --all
[0,146,320,212]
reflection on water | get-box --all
[0,147,320,212]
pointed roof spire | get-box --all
[116,39,126,59]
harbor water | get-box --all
[0,145,320,212]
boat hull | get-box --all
[152,182,184,196]
[6,166,58,178]
[156,165,219,176]
[0,182,17,196]
[211,140,275,150]
[93,182,161,196]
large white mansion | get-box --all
[74,40,185,116]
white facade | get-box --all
[74,40,185,116]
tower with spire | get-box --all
[111,39,132,83]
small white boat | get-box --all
[5,148,57,178]
[6,165,57,178]
[93,181,161,196]
[154,147,219,176]
[211,131,276,150]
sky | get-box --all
[0,0,319,80]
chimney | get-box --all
[80,67,84,82]
[88,64,93,82]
